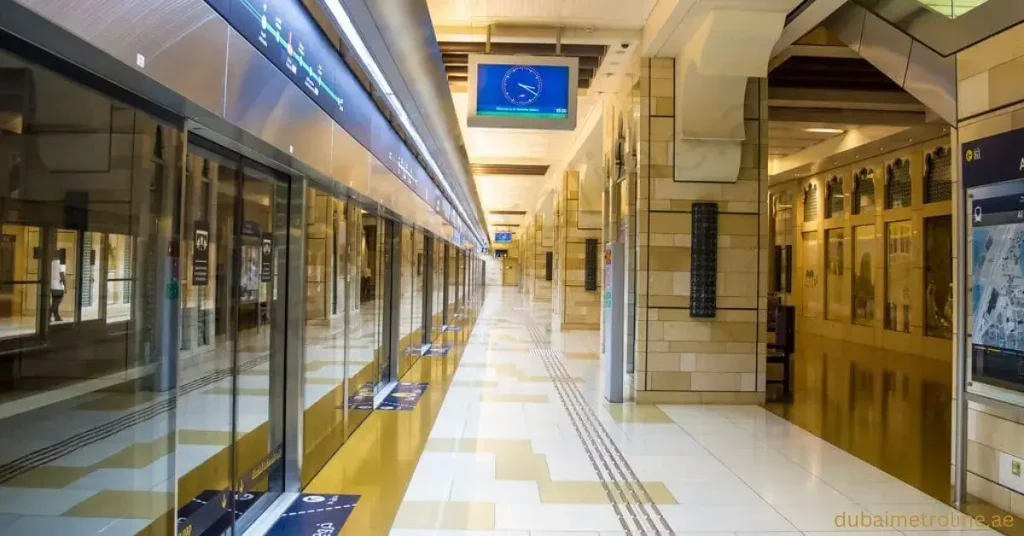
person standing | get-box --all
[50,252,65,322]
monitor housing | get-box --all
[467,54,579,131]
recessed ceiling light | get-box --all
[805,127,845,134]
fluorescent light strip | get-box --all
[320,0,486,245]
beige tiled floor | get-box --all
[389,287,1000,535]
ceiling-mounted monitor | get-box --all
[467,54,579,130]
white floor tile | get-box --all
[0,488,98,516]
[2,515,150,536]
[494,504,623,532]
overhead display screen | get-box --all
[468,54,578,130]
[495,232,512,243]
[476,64,570,119]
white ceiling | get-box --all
[452,91,600,235]
[427,0,658,29]
[427,0,651,236]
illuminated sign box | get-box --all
[467,54,579,131]
[494,232,513,243]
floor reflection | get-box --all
[767,333,953,502]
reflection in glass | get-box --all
[825,229,847,322]
[886,158,912,209]
[915,0,989,18]
[346,209,380,437]
[177,146,237,532]
[232,164,285,528]
[398,225,416,376]
[432,239,445,340]
[105,233,132,323]
[301,188,347,486]
[803,183,819,222]
[853,225,877,326]
[826,176,844,219]
[0,47,184,533]
[853,168,876,215]
[0,224,40,338]
[802,231,821,317]
[885,221,914,332]
[925,216,953,338]
[412,230,425,349]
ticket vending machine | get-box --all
[603,242,624,403]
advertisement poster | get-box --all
[193,222,210,286]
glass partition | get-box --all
[852,225,877,326]
[301,187,347,486]
[825,228,848,322]
[924,216,953,339]
[884,221,914,333]
[0,46,185,534]
[346,209,381,436]
[801,231,821,318]
[412,230,426,348]
[447,242,457,321]
[398,224,415,376]
[432,238,445,340]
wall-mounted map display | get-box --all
[971,187,1024,393]
[964,127,1024,400]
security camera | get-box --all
[620,43,629,49]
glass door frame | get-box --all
[181,136,288,535]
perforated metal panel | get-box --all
[690,203,718,318]
[925,146,952,203]
[886,158,912,209]
[803,183,819,222]
[584,239,598,291]
[853,168,876,215]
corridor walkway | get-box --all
[314,287,998,535]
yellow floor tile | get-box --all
[392,501,442,529]
[439,502,495,530]
[494,451,551,481]
[604,403,674,423]
[564,351,600,360]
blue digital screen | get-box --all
[495,232,512,243]
[221,0,346,120]
[205,0,458,233]
[476,64,570,119]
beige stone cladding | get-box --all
[628,57,769,404]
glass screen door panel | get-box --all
[348,210,381,418]
[176,145,238,535]
[376,218,393,389]
[301,190,349,486]
[231,161,286,531]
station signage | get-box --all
[962,127,1024,188]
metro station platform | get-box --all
[288,287,995,536]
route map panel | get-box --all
[971,191,1024,392]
